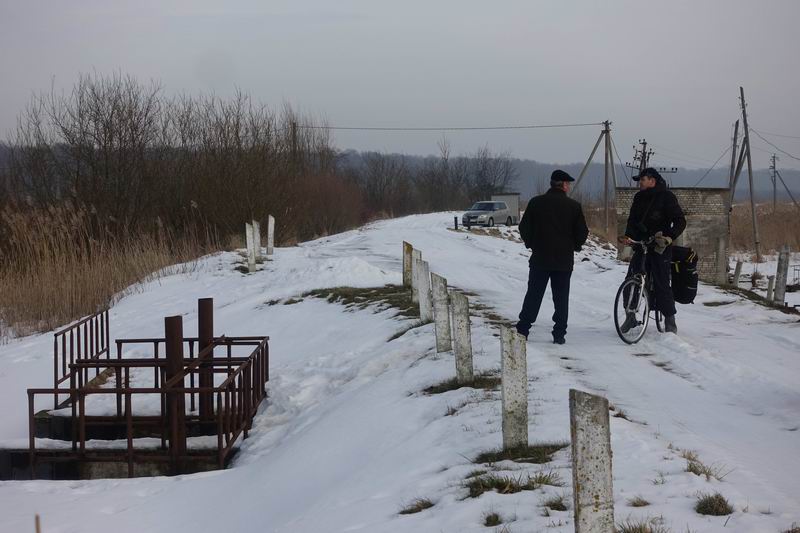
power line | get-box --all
[299,121,605,132]
[751,128,800,140]
[693,145,732,187]
[648,143,717,165]
[609,134,630,185]
[750,128,800,162]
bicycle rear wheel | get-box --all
[654,309,664,332]
[614,277,650,344]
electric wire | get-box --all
[692,145,732,187]
[299,121,605,132]
[609,134,630,186]
[750,128,800,162]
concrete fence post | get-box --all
[418,260,433,323]
[245,222,256,273]
[716,235,728,285]
[411,250,422,303]
[431,273,452,352]
[500,326,527,450]
[774,246,790,306]
[570,389,614,533]
[252,220,262,260]
[402,242,413,288]
[266,215,275,259]
[766,275,776,302]
[450,290,474,384]
[732,260,743,288]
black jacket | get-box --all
[624,180,686,241]
[519,187,589,272]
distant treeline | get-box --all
[0,73,518,252]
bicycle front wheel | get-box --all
[614,277,650,344]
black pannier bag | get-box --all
[671,245,698,304]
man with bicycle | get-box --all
[621,168,686,334]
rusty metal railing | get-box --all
[27,335,269,478]
[53,310,110,408]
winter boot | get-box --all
[619,312,638,333]
[515,322,530,340]
[552,336,565,345]
[664,314,677,334]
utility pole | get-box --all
[625,139,677,182]
[290,120,299,172]
[727,120,740,209]
[739,86,762,262]
[769,154,778,213]
[603,120,610,235]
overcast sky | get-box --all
[2,0,800,170]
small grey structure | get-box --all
[616,186,729,282]
[431,273,452,352]
[450,290,474,384]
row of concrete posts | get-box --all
[402,242,615,532]
[245,216,276,273]
[731,245,792,306]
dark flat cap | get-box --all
[551,169,575,182]
[633,167,663,181]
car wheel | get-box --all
[488,217,494,227]
[506,217,512,226]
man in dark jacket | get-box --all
[621,167,687,333]
[516,169,589,344]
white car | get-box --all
[461,201,517,227]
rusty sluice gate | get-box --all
[7,298,270,479]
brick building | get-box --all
[615,187,730,283]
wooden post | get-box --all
[198,298,214,421]
[402,242,413,288]
[774,246,790,306]
[573,130,605,195]
[570,389,615,533]
[450,290,474,384]
[418,260,433,323]
[740,87,762,262]
[431,273,452,353]
[411,249,422,303]
[732,260,743,288]
[165,316,187,470]
[603,121,611,236]
[501,326,527,450]
[727,120,740,209]
[266,215,275,259]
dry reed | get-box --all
[0,204,215,339]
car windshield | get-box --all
[469,202,494,211]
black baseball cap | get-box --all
[633,167,663,181]
[551,169,575,182]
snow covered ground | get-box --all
[0,212,798,533]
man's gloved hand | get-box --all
[653,231,672,254]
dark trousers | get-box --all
[517,268,572,339]
[626,246,676,317]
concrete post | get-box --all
[430,273,452,352]
[766,275,775,302]
[450,290,474,384]
[198,298,214,421]
[266,215,275,259]
[252,220,262,260]
[500,326,527,450]
[245,222,256,273]
[402,242,413,288]
[165,316,187,464]
[716,236,728,285]
[732,260,743,288]
[411,249,422,303]
[418,260,433,323]
[774,246,790,306]
[570,389,614,533]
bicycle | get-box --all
[613,237,665,344]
